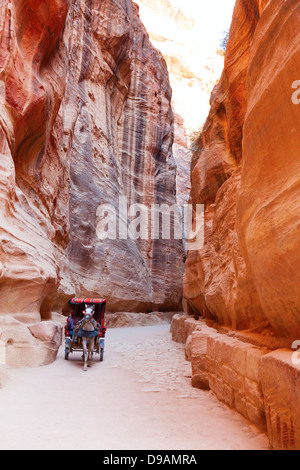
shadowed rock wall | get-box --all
[59,0,184,313]
[0,0,184,366]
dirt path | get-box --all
[0,324,270,450]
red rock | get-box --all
[236,0,300,343]
[183,0,267,331]
[0,0,185,365]
[184,0,300,344]
[182,0,300,448]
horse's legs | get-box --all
[87,338,93,366]
[82,337,88,371]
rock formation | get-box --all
[134,0,225,207]
[236,0,300,342]
[184,0,300,343]
[0,0,185,366]
[182,0,300,449]
[59,0,185,314]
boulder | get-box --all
[0,317,62,368]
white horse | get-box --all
[76,305,99,371]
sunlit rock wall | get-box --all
[134,0,225,207]
[182,0,300,449]
[184,0,300,346]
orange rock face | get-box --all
[236,0,300,342]
[184,0,265,332]
[184,0,300,346]
[182,0,300,449]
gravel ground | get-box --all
[0,324,270,450]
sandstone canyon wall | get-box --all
[0,0,185,367]
[181,0,300,449]
[184,0,300,346]
[134,0,225,207]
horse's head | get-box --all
[84,305,94,321]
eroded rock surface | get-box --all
[236,0,300,342]
[60,0,185,313]
[181,0,300,450]
[0,0,185,366]
[134,0,225,208]
[183,0,300,347]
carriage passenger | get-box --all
[66,306,82,339]
[66,312,75,339]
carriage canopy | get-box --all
[68,298,106,325]
[65,297,107,362]
[69,298,106,305]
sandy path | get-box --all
[0,324,270,450]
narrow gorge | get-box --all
[0,0,299,451]
[0,0,185,366]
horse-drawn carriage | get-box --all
[64,298,106,370]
